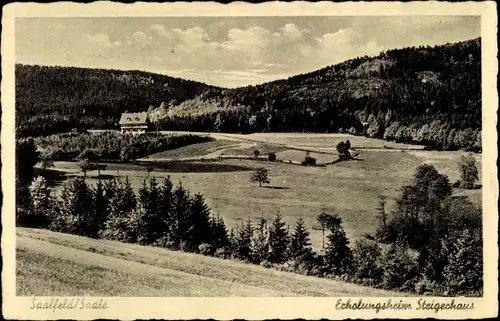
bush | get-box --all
[259,260,272,268]
[214,247,229,259]
[267,152,277,161]
[24,176,54,228]
[443,230,483,295]
[253,150,260,158]
[99,211,140,243]
[302,156,316,165]
[198,243,215,256]
[352,239,383,282]
[414,277,441,295]
[379,242,419,291]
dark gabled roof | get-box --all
[119,112,149,125]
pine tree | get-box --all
[169,183,192,250]
[323,214,353,276]
[233,218,253,261]
[268,212,290,263]
[27,176,54,228]
[228,227,238,256]
[92,180,109,232]
[289,217,313,262]
[210,213,230,250]
[137,177,162,244]
[251,214,270,263]
[155,176,174,246]
[186,193,213,252]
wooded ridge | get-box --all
[16,38,481,151]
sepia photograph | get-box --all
[1,1,498,319]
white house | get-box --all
[119,112,150,134]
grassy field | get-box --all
[17,228,401,297]
[45,132,481,250]
[143,139,236,160]
[158,131,427,150]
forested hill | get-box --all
[15,65,221,137]
[16,38,481,151]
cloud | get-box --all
[127,31,151,47]
[126,22,388,83]
[280,23,307,41]
[84,33,119,48]
[17,17,479,88]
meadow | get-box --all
[17,228,400,297]
[43,132,482,251]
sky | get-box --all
[16,16,480,88]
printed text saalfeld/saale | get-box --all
[30,298,108,312]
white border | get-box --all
[2,1,498,319]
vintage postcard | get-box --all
[1,1,498,319]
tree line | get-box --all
[17,135,482,296]
[35,132,212,162]
[17,38,481,151]
[20,173,482,296]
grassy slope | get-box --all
[17,228,400,297]
[143,140,236,160]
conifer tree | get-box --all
[92,180,109,232]
[289,217,313,262]
[268,212,290,263]
[211,213,230,250]
[155,176,174,245]
[228,227,238,256]
[251,214,269,263]
[323,214,353,275]
[185,193,213,251]
[137,177,162,244]
[233,218,253,261]
[169,183,192,250]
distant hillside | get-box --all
[16,38,481,151]
[153,38,481,151]
[15,65,221,137]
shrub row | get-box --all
[35,132,212,161]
